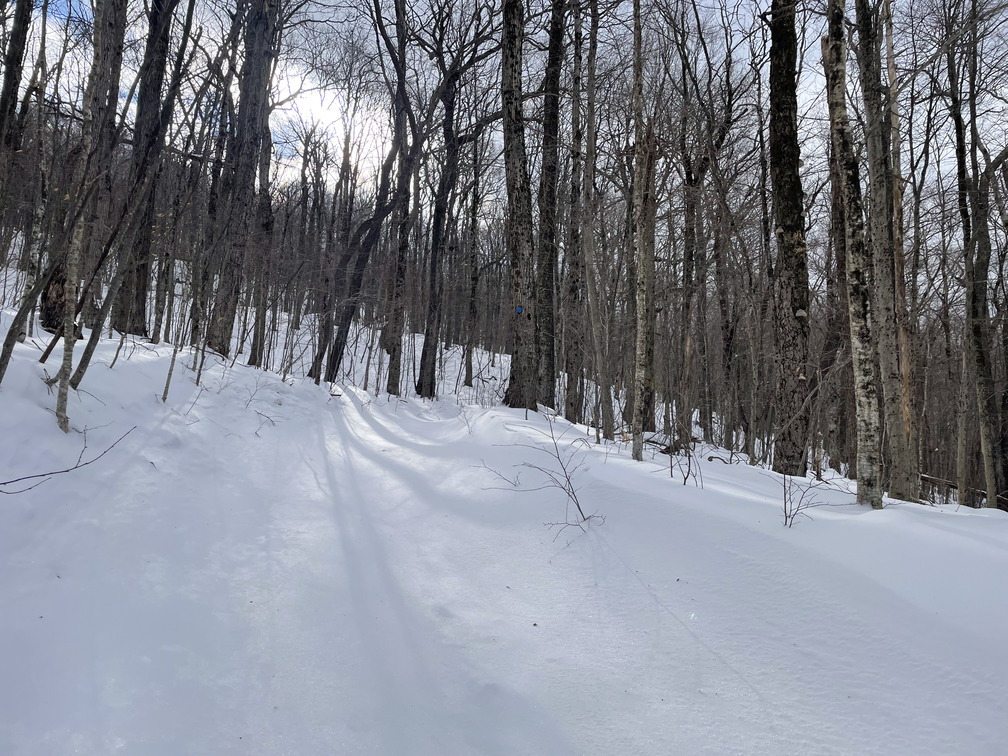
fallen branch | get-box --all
[1,426,137,495]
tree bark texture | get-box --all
[534,0,566,409]
[562,0,585,424]
[822,0,883,508]
[501,0,537,410]
[631,122,657,461]
[768,0,811,476]
[854,0,918,500]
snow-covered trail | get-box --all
[3,390,574,754]
[280,395,576,755]
[3,342,1008,755]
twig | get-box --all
[782,474,828,527]
[545,511,606,542]
[1,426,137,495]
[184,386,204,416]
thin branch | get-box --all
[1,426,136,494]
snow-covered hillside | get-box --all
[2,319,1007,755]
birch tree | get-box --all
[823,0,883,508]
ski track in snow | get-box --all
[2,324,1008,754]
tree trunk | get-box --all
[964,171,1001,506]
[463,141,482,390]
[631,121,657,460]
[854,0,917,499]
[0,0,32,151]
[562,0,585,424]
[417,76,461,398]
[501,0,537,410]
[822,0,883,508]
[0,0,33,207]
[534,0,566,409]
[884,0,918,475]
[380,0,415,396]
[768,0,811,475]
[248,122,275,368]
[581,0,613,438]
[629,0,652,461]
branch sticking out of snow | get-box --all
[0,426,136,495]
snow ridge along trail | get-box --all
[2,339,1008,755]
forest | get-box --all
[1,0,1006,511]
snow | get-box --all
[2,310,1008,755]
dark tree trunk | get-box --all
[534,0,566,408]
[248,122,275,367]
[380,0,414,396]
[417,75,461,398]
[768,0,811,476]
[562,0,585,423]
[822,127,852,473]
[111,0,176,337]
[0,0,32,151]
